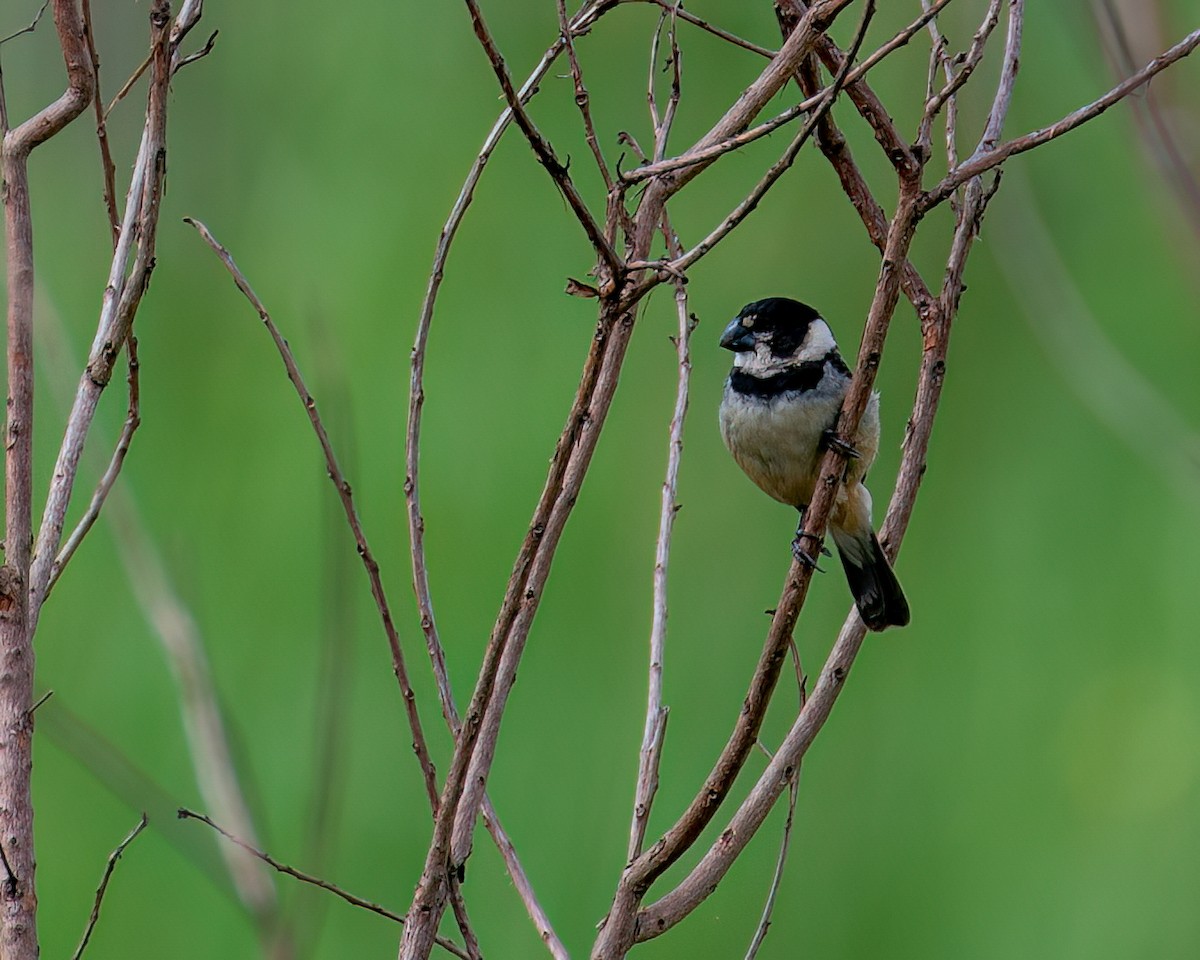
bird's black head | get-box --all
[719,297,822,358]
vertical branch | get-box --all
[400,5,856,959]
[0,3,95,957]
[628,215,692,861]
[557,0,613,189]
[79,0,120,244]
[631,180,923,941]
[28,0,174,634]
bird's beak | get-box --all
[719,318,756,352]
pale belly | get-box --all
[720,384,880,508]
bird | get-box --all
[718,296,909,631]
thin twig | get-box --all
[480,798,571,959]
[404,7,608,956]
[185,217,440,813]
[464,0,623,284]
[628,214,692,861]
[630,0,775,58]
[626,0,955,184]
[79,0,119,245]
[743,772,800,959]
[102,54,150,121]
[0,1,48,46]
[917,0,960,173]
[744,643,807,960]
[558,0,612,189]
[918,0,1002,153]
[173,29,218,71]
[28,0,173,637]
[46,338,140,596]
[650,6,682,163]
[974,0,1024,157]
[646,0,876,281]
[646,10,667,155]
[177,810,470,960]
[923,24,1200,210]
[70,814,149,960]
[448,880,483,960]
[26,690,52,716]
[634,175,924,940]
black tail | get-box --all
[832,529,909,631]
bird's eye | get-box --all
[742,314,756,328]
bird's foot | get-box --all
[821,429,861,459]
[794,509,832,556]
[791,532,826,572]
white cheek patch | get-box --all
[797,319,837,361]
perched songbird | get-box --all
[718,297,909,631]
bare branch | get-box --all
[46,338,140,596]
[923,24,1200,209]
[626,0,954,185]
[70,815,149,960]
[177,810,471,960]
[631,0,775,58]
[558,0,613,189]
[464,0,623,284]
[402,4,859,957]
[743,770,800,960]
[28,0,173,633]
[974,0,1024,157]
[1,3,96,956]
[917,0,1002,154]
[628,215,691,861]
[624,168,924,948]
[404,8,610,956]
[185,217,440,812]
[79,0,119,244]
[659,0,876,277]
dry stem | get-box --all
[185,219,440,810]
[178,809,470,960]
[70,815,148,960]
[1,3,95,956]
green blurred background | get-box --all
[3,1,1199,957]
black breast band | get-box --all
[728,351,849,399]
